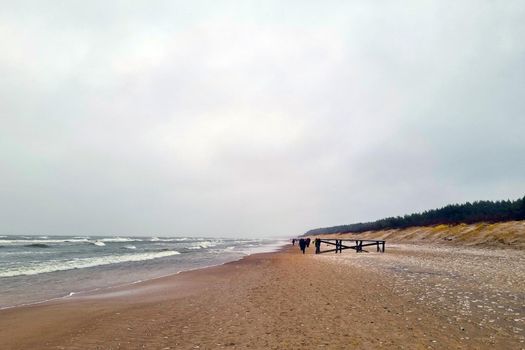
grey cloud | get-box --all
[1,1,524,236]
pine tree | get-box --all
[521,196,525,219]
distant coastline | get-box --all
[306,196,525,236]
[305,221,525,249]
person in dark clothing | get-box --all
[292,238,296,246]
[314,238,321,254]
[305,238,311,248]
[298,238,306,254]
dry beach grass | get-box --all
[330,221,525,249]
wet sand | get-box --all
[1,244,524,349]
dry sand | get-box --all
[1,241,524,349]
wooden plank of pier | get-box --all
[315,239,385,254]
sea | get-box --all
[0,235,286,309]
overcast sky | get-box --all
[1,1,524,237]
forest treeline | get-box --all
[305,196,525,236]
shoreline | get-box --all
[1,243,524,349]
[0,242,287,311]
[0,249,289,350]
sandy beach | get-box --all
[1,242,524,349]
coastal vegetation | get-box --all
[306,196,525,235]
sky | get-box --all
[1,1,524,237]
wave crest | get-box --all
[1,251,181,277]
[24,243,51,248]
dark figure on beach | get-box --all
[305,238,311,248]
[299,238,306,254]
[292,238,296,246]
[314,238,321,254]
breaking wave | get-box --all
[0,251,181,278]
[99,237,140,243]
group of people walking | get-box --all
[292,237,322,254]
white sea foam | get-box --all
[0,250,181,277]
[93,241,106,246]
[123,245,136,250]
[151,237,192,242]
[197,240,218,248]
[233,239,261,244]
[186,240,218,250]
[99,237,139,242]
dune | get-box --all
[311,220,525,249]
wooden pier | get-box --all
[315,239,385,254]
